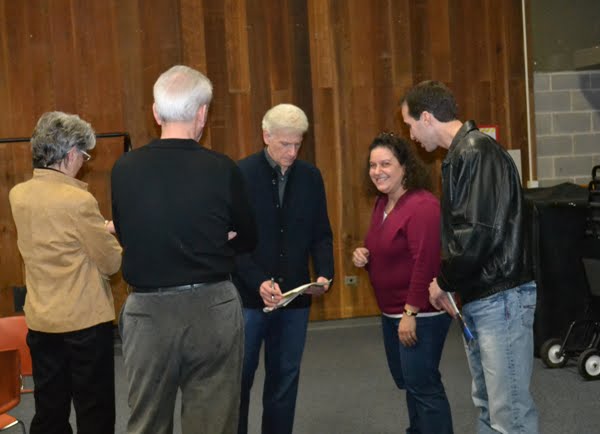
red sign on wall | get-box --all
[478,124,499,142]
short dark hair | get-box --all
[367,132,432,194]
[401,80,458,122]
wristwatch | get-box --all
[403,308,418,317]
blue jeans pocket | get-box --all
[518,282,537,328]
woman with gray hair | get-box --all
[9,111,122,434]
[31,111,96,170]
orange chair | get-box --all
[0,349,26,433]
[0,317,33,394]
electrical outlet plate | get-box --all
[344,275,358,286]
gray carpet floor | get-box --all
[9,316,600,433]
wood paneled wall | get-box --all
[0,0,535,320]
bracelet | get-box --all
[403,308,418,317]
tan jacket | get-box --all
[9,169,122,333]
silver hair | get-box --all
[262,104,309,135]
[153,65,213,123]
[31,111,96,168]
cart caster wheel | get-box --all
[540,338,568,368]
[578,348,600,380]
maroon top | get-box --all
[364,189,441,314]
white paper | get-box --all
[263,279,332,313]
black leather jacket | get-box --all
[437,121,532,304]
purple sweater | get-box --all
[364,189,441,315]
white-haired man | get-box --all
[111,65,257,434]
[234,104,334,434]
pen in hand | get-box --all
[271,278,275,301]
[447,292,475,346]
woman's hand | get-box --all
[104,220,116,235]
[398,314,418,347]
[352,247,370,267]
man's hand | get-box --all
[227,231,237,241]
[259,280,283,308]
[428,278,455,317]
[305,276,330,296]
[352,247,369,268]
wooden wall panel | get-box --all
[49,0,78,115]
[0,0,534,321]
[180,0,207,72]
[201,0,315,160]
[115,1,147,148]
[0,142,30,316]
[224,0,250,93]
[0,0,180,316]
[308,0,399,319]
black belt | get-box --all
[132,276,230,293]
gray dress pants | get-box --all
[119,281,244,434]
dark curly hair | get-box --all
[366,132,432,195]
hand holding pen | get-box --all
[428,278,455,315]
[429,278,475,347]
[259,278,282,308]
[446,292,476,346]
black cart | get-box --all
[540,166,600,380]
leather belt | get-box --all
[132,276,229,293]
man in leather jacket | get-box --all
[400,80,538,434]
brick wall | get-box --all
[535,71,600,187]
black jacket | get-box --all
[437,121,532,304]
[233,151,334,309]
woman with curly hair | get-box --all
[352,132,453,433]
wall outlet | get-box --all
[344,275,358,286]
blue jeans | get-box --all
[238,307,310,434]
[462,282,538,434]
[381,314,453,434]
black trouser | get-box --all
[27,321,115,434]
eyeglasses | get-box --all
[79,149,92,161]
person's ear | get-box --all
[152,103,162,126]
[262,130,270,146]
[422,111,432,125]
[64,147,77,168]
[196,104,208,129]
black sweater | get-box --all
[234,151,334,309]
[111,139,257,288]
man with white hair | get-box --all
[234,104,334,434]
[111,65,257,434]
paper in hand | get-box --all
[263,279,332,313]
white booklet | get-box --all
[263,279,332,313]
